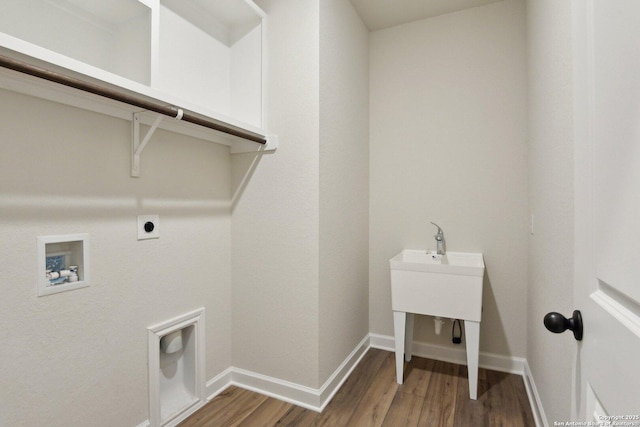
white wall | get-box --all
[232,0,321,388]
[319,0,369,383]
[0,90,232,426]
[232,0,370,389]
[526,0,575,423]
[369,0,528,357]
[1,1,582,424]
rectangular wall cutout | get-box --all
[148,308,205,426]
[37,233,90,297]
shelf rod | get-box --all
[0,54,267,144]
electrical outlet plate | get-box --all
[138,215,159,240]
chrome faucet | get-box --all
[430,222,445,255]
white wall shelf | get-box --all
[0,0,276,158]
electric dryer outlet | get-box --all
[137,215,159,240]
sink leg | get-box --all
[464,320,480,400]
[405,313,414,362]
[393,311,406,384]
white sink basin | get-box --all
[390,249,486,399]
[390,250,485,276]
[390,250,485,321]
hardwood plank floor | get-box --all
[179,349,535,427]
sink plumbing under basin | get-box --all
[390,249,485,399]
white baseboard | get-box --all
[316,335,370,411]
[205,333,529,409]
[139,333,545,427]
[137,334,549,427]
[205,367,234,401]
[523,360,548,427]
[204,335,370,412]
[369,333,526,375]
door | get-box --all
[573,0,640,421]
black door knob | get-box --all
[544,310,583,341]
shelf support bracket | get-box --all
[131,112,163,178]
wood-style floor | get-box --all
[179,348,535,427]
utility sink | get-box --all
[390,249,485,399]
[390,250,485,321]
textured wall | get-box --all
[0,90,232,426]
[526,0,575,423]
[231,0,321,388]
[319,0,370,383]
[369,0,528,357]
[232,0,370,389]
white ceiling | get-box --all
[349,0,504,31]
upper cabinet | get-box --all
[0,0,267,145]
[156,0,263,129]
